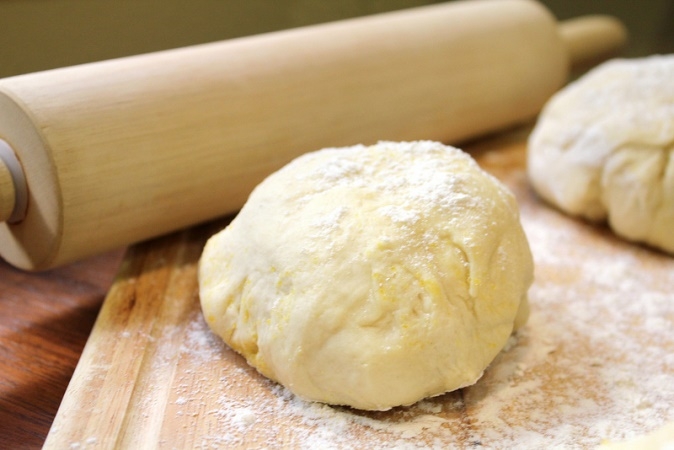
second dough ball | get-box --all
[199,141,533,411]
[528,55,674,254]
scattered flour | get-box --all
[164,224,674,450]
[95,145,674,449]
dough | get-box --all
[199,141,533,410]
[528,55,674,254]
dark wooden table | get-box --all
[0,250,125,449]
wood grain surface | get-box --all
[41,128,674,449]
[0,250,123,449]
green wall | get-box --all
[0,0,672,78]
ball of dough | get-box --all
[199,141,533,410]
[528,55,674,254]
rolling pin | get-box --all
[0,0,626,270]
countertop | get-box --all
[0,250,124,448]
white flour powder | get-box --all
[69,145,674,449]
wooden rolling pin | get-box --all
[0,0,626,270]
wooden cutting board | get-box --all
[43,127,674,449]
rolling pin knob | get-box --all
[0,139,28,224]
[559,15,628,72]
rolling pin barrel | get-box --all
[0,0,626,270]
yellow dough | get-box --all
[199,141,533,410]
[528,55,674,254]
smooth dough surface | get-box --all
[528,55,674,254]
[199,141,533,411]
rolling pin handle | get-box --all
[559,15,628,72]
[0,139,28,224]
